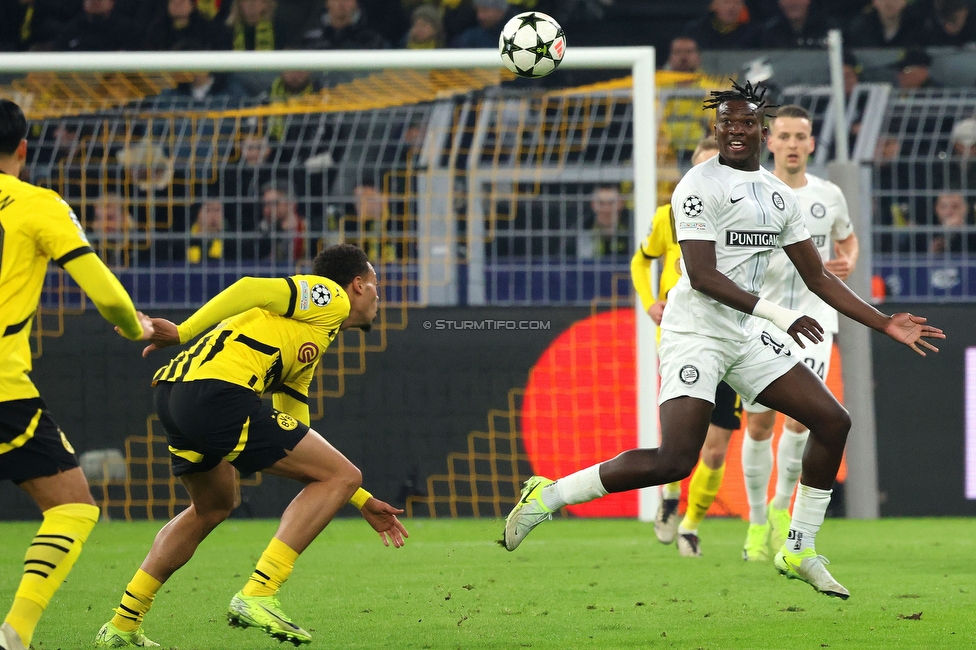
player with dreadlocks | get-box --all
[501,80,944,599]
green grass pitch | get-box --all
[1,517,973,649]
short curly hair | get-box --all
[312,244,371,287]
[0,100,28,156]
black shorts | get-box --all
[710,381,742,430]
[0,398,79,484]
[155,380,309,477]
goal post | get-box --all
[0,47,660,521]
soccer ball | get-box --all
[498,12,567,79]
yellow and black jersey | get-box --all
[153,275,349,410]
[0,173,144,402]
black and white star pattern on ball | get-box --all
[501,33,518,59]
[682,195,704,218]
[310,283,332,307]
[517,12,545,30]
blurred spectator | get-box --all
[663,36,701,73]
[54,0,139,51]
[451,0,512,48]
[266,67,324,141]
[144,0,227,50]
[258,179,309,263]
[844,0,927,49]
[760,0,835,48]
[226,0,285,50]
[115,139,189,262]
[683,0,760,50]
[401,4,443,48]
[330,179,397,261]
[187,200,230,263]
[821,0,871,21]
[164,69,249,101]
[873,135,914,252]
[576,184,631,260]
[303,0,389,49]
[941,117,976,193]
[951,117,976,157]
[221,130,274,259]
[889,48,939,90]
[843,49,861,98]
[928,191,976,253]
[925,0,976,46]
[0,0,81,51]
[197,0,231,22]
[87,193,139,266]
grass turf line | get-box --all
[0,518,973,649]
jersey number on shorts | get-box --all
[803,357,826,380]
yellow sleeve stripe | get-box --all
[54,245,94,268]
[224,417,250,463]
[167,446,204,463]
[0,408,41,455]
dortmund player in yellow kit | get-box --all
[0,99,154,650]
[631,135,742,558]
[95,244,408,648]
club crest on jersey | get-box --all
[276,412,299,431]
[811,202,826,219]
[297,341,319,363]
[679,365,700,385]
[771,191,785,210]
[812,235,827,247]
[311,283,332,307]
[726,231,779,248]
[682,195,704,218]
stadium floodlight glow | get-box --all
[0,47,660,520]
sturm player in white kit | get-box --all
[740,104,861,562]
[502,81,944,600]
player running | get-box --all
[95,244,408,647]
[633,135,743,558]
[0,99,154,650]
[503,81,943,600]
[740,104,860,561]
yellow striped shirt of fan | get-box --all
[630,204,682,344]
[153,275,349,422]
[0,173,143,403]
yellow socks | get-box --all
[110,569,162,633]
[680,461,726,532]
[4,503,99,647]
[242,537,299,597]
[661,481,682,501]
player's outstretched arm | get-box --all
[360,496,409,548]
[177,277,294,342]
[681,239,824,346]
[784,239,945,355]
[62,254,153,341]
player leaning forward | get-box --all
[96,244,408,647]
[503,81,943,599]
[0,99,154,650]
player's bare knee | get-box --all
[701,445,727,469]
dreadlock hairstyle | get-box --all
[703,79,778,118]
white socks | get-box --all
[787,484,831,553]
[741,433,773,524]
[772,427,809,510]
[541,464,607,511]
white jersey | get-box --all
[760,174,854,334]
[664,156,810,342]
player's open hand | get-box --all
[141,318,181,357]
[884,313,945,356]
[647,300,667,326]
[361,497,409,548]
[116,311,156,341]
[824,258,852,280]
[786,315,824,349]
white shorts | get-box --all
[658,329,800,407]
[743,328,834,414]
